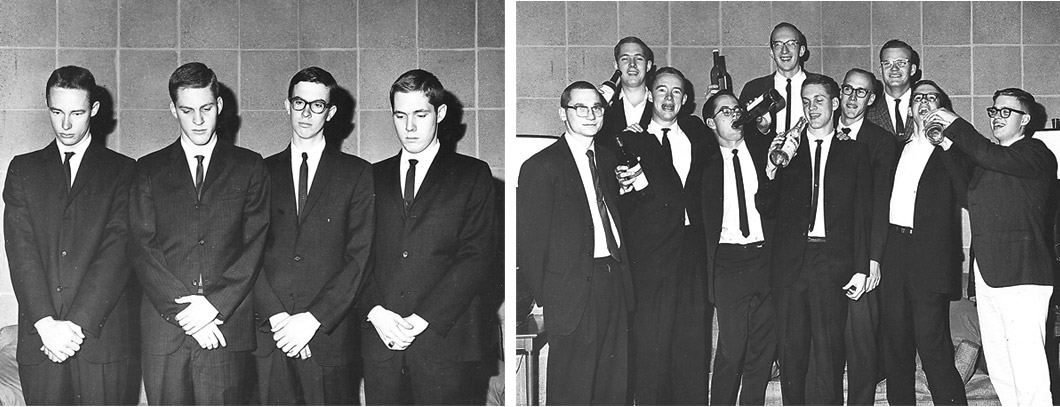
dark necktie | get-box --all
[785,78,792,132]
[63,151,74,191]
[298,152,308,216]
[732,149,750,238]
[586,149,620,261]
[661,128,672,160]
[809,139,823,231]
[194,155,204,200]
[894,98,904,136]
[404,159,418,210]
[839,127,852,141]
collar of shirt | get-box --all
[56,133,92,184]
[718,138,746,158]
[400,138,441,197]
[290,137,327,196]
[647,120,684,144]
[884,88,912,124]
[773,68,807,87]
[621,87,649,125]
[838,117,865,140]
[180,133,217,181]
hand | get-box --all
[34,317,84,361]
[268,312,291,330]
[297,345,312,359]
[865,260,881,293]
[404,314,430,338]
[925,108,959,132]
[624,123,644,133]
[367,306,414,351]
[175,295,220,335]
[843,273,868,301]
[41,345,67,363]
[756,113,772,135]
[189,320,227,350]
[615,163,644,189]
[705,84,721,99]
[272,312,321,358]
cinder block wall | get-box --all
[0,0,503,327]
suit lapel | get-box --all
[200,142,229,198]
[65,142,98,205]
[273,147,298,227]
[39,142,68,214]
[379,152,403,215]
[299,148,336,225]
[169,141,199,199]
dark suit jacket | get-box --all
[253,146,374,366]
[596,93,653,153]
[700,134,776,303]
[517,135,635,336]
[360,149,497,362]
[739,70,817,135]
[771,131,872,287]
[129,140,270,355]
[887,141,970,296]
[945,118,1057,287]
[850,120,898,262]
[4,140,136,365]
[616,115,713,280]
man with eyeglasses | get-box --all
[867,39,922,140]
[613,66,711,405]
[518,80,634,405]
[835,68,897,406]
[699,90,777,405]
[770,74,871,405]
[880,79,969,406]
[926,87,1056,405]
[597,36,655,152]
[252,67,373,405]
[739,22,816,136]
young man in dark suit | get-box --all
[615,67,711,405]
[835,68,897,405]
[928,87,1056,405]
[360,69,497,405]
[770,74,871,405]
[4,66,138,405]
[129,62,270,405]
[881,80,969,406]
[739,22,815,136]
[865,40,921,140]
[596,36,654,152]
[699,90,777,405]
[253,67,374,405]
[518,80,634,405]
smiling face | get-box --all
[286,81,336,142]
[770,25,805,74]
[560,88,605,139]
[392,90,446,154]
[990,94,1030,144]
[802,83,837,131]
[48,87,99,146]
[840,71,875,122]
[615,42,652,88]
[879,47,918,92]
[650,73,686,123]
[170,86,222,146]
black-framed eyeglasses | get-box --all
[290,97,330,114]
[880,59,910,70]
[986,106,1027,119]
[712,106,745,120]
[912,93,940,104]
[840,85,870,99]
[563,104,605,118]
[770,39,800,50]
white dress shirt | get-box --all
[884,88,912,134]
[647,119,692,225]
[837,117,865,141]
[620,87,649,127]
[290,137,326,203]
[889,135,934,228]
[56,134,92,187]
[399,138,441,199]
[180,134,217,186]
[719,141,765,244]
[808,130,835,238]
[565,134,623,257]
[773,69,807,132]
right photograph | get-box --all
[513,1,1060,406]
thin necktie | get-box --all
[298,152,308,216]
[63,152,74,191]
[661,128,672,160]
[894,98,904,137]
[732,149,750,238]
[404,159,418,211]
[785,78,792,132]
[839,127,852,141]
[586,149,620,262]
[809,139,823,231]
[194,155,204,200]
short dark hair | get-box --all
[560,81,604,108]
[651,66,686,89]
[288,66,337,99]
[46,65,96,104]
[770,22,807,47]
[880,39,921,72]
[168,62,219,102]
[389,69,445,109]
[844,68,877,93]
[993,87,1036,121]
[802,74,840,100]
[702,89,739,120]
[912,79,952,110]
[613,36,654,63]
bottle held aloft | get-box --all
[769,117,808,167]
[710,49,733,92]
[600,70,622,105]
[733,89,786,129]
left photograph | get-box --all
[0,1,504,405]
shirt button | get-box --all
[60,250,68,257]
[294,255,302,262]
[402,251,409,258]
[195,204,200,210]
[55,286,63,292]
[198,239,205,245]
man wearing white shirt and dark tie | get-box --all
[866,39,921,141]
[739,22,815,136]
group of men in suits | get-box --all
[519,20,1056,406]
[5,63,498,405]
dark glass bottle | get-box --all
[710,49,732,91]
[615,134,639,167]
[732,89,786,129]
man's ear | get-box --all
[705,117,717,130]
[325,104,337,122]
[216,96,224,114]
[90,101,100,117]
[867,93,876,107]
[170,102,178,119]
[435,104,448,123]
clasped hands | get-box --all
[175,295,226,350]
[367,306,429,351]
[34,316,84,363]
[269,311,320,359]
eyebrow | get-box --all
[177,102,216,109]
[394,108,433,114]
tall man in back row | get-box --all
[740,22,816,135]
[596,36,655,152]
[867,39,920,140]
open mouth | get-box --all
[808,113,822,121]
[992,121,1006,130]
[661,103,675,112]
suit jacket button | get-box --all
[402,251,409,258]
[55,286,63,292]
[198,239,205,245]
[60,250,67,257]
[294,255,302,262]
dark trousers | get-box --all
[19,356,139,405]
[844,276,880,405]
[363,350,481,405]
[256,350,355,405]
[547,257,629,405]
[881,230,968,406]
[710,243,776,406]
[774,243,849,405]
[672,225,710,405]
[142,339,252,405]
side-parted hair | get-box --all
[389,69,445,110]
[288,66,337,99]
[993,87,1036,121]
[702,89,739,121]
[613,36,654,63]
[560,81,605,108]
[651,66,686,89]
[46,65,96,104]
[912,79,952,110]
[802,74,840,100]
[168,62,219,102]
[844,68,877,92]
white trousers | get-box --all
[973,261,1054,406]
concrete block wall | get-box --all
[0,0,503,328]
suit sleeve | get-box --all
[128,164,193,326]
[65,161,134,338]
[516,158,551,309]
[853,144,872,277]
[413,163,498,337]
[940,146,972,208]
[252,264,285,331]
[205,158,270,321]
[3,161,58,329]
[869,137,897,262]
[307,163,375,334]
[946,118,1058,180]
